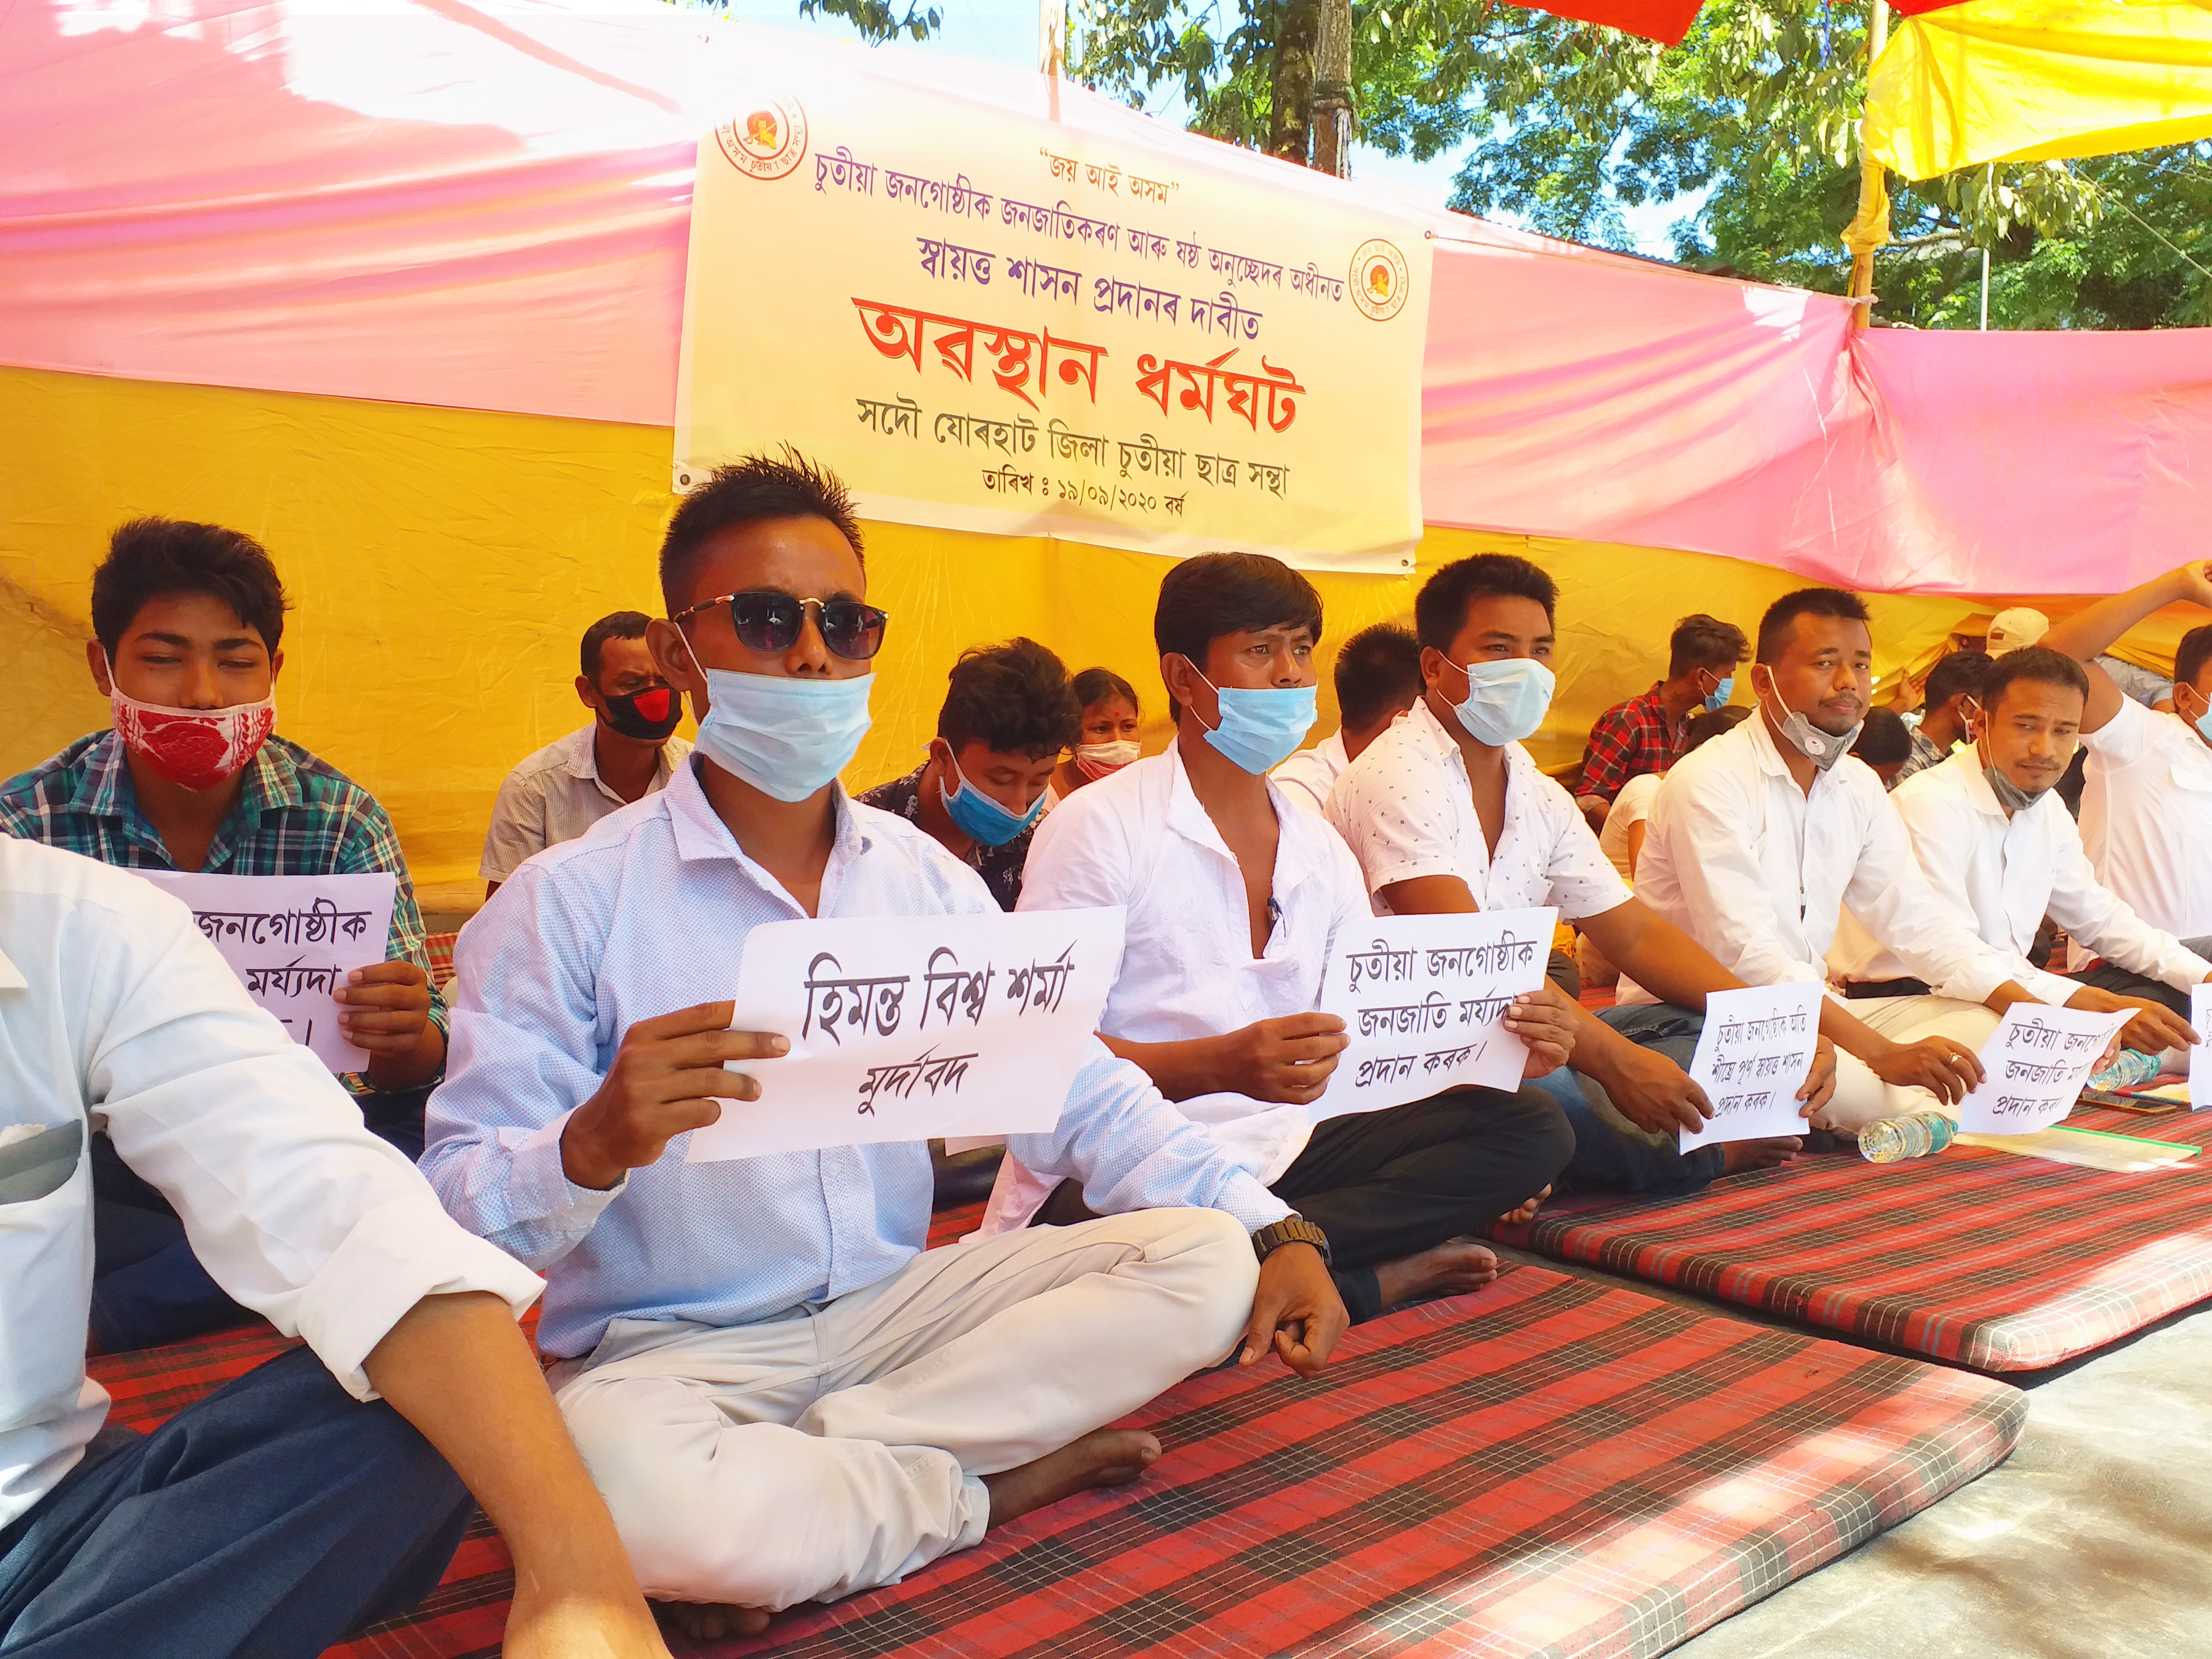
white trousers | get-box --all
[551,1207,1255,1611]
[1817,995,2000,1132]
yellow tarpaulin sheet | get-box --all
[1869,0,2212,180]
[0,364,2158,909]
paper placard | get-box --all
[134,870,397,1072]
[1312,909,1556,1119]
[2192,983,2212,1109]
[1677,982,1824,1152]
[685,907,1125,1162]
[1954,1003,2134,1135]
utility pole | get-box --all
[1312,0,1353,179]
[1843,0,1891,330]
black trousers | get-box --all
[1039,1084,1573,1324]
[2067,961,2193,1020]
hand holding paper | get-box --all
[562,1003,790,1189]
[1954,1002,2136,1134]
[2191,982,2212,1110]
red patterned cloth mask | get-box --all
[108,673,276,792]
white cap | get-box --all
[1986,607,2050,649]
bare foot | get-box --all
[653,1599,771,1644]
[984,1428,1160,1529]
[1498,1184,1552,1225]
[1721,1137,1802,1176]
[1372,1238,1499,1310]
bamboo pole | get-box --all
[1843,0,1892,329]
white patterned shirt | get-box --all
[1325,700,1632,920]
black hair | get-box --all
[580,611,652,683]
[1154,552,1324,665]
[938,638,1082,760]
[1414,554,1558,650]
[1668,613,1749,679]
[2176,625,2212,689]
[91,517,289,658]
[1334,623,1423,732]
[1851,708,1913,767]
[660,450,863,613]
[1980,645,2090,714]
[1681,704,1751,754]
[1071,666,1140,720]
[1922,649,1992,712]
[1755,587,1872,664]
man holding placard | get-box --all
[991,554,1579,1324]
[0,518,447,1351]
[1838,646,2203,1061]
[1327,555,1842,1196]
[424,455,1344,1641]
[1635,587,2069,1134]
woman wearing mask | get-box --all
[1049,668,1144,804]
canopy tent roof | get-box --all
[3,0,2209,596]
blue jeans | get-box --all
[0,1346,470,1658]
[1529,1002,1728,1196]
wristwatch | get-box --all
[1251,1214,1331,1266]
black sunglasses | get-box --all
[675,590,889,661]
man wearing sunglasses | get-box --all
[423,452,1343,1643]
[480,611,693,899]
[858,637,1081,910]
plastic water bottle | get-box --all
[1858,1111,1958,1163]
[2087,1049,2161,1093]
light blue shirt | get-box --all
[423,758,1288,1359]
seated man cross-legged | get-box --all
[1834,646,2203,1059]
[1325,556,1850,1198]
[987,552,1579,1320]
[0,840,664,1659]
[423,457,1346,1640]
[1634,587,2109,1146]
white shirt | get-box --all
[1269,730,1348,815]
[0,840,539,1526]
[426,759,1288,1353]
[1631,711,2020,1005]
[2080,695,2212,942]
[480,724,691,882]
[992,744,1371,1221]
[1835,745,2211,1000]
[1598,770,1664,881]
[1325,699,1632,920]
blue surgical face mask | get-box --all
[2184,687,2212,747]
[1444,655,1555,747]
[1187,664,1317,775]
[1702,673,1736,714]
[679,632,873,802]
[938,752,1047,846]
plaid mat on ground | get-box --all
[1491,1103,2212,1372]
[83,1235,2023,1659]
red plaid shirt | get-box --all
[1578,683,1683,802]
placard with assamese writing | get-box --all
[1954,1002,2133,1134]
[1677,981,1822,1152]
[685,906,1126,1162]
[1313,909,1557,1119]
[134,870,396,1073]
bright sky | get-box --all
[702,0,1690,256]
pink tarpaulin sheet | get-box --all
[4,0,2207,593]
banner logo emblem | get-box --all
[1350,239,1410,322]
[715,98,809,181]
